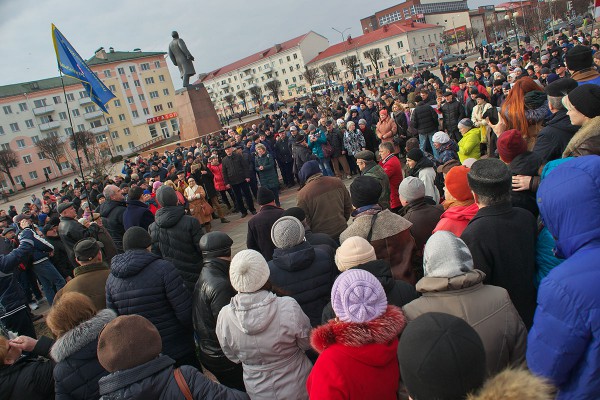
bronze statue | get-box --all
[168,31,196,87]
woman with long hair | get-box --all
[185,176,213,232]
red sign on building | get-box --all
[146,112,178,125]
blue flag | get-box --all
[52,24,115,113]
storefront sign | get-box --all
[146,112,178,125]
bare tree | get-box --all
[35,135,65,176]
[319,62,339,85]
[249,86,263,109]
[302,66,320,90]
[342,55,360,80]
[523,3,550,47]
[71,130,94,165]
[0,148,19,191]
[571,0,591,16]
[237,90,248,111]
[223,94,236,115]
[70,130,112,178]
[464,28,480,49]
[264,79,282,101]
[363,48,382,79]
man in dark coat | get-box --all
[439,90,466,142]
[99,184,126,253]
[193,232,245,391]
[123,186,154,231]
[42,218,74,279]
[461,159,537,328]
[274,133,295,187]
[246,188,284,262]
[58,202,101,266]
[410,96,440,156]
[149,186,204,292]
[221,144,256,218]
[291,134,314,178]
[106,227,198,368]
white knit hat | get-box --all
[335,236,377,272]
[229,249,270,293]
[432,131,450,144]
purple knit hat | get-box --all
[331,269,387,323]
[152,181,163,191]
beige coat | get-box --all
[403,270,527,376]
[185,184,212,224]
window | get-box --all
[106,117,114,124]
[292,77,297,83]
[279,58,283,64]
[16,139,26,148]
[129,66,136,73]
[124,128,131,136]
[33,99,47,108]
[119,114,126,121]
[140,63,150,71]
[170,119,178,132]
[163,89,169,96]
[40,115,52,124]
[10,123,19,132]
[293,53,298,59]
[139,94,145,101]
[48,131,58,138]
[77,124,85,131]
[154,61,161,68]
[132,110,139,118]
[385,45,390,52]
[158,75,165,82]
[160,121,169,137]
[59,112,67,120]
[14,176,23,184]
[95,134,106,144]
[116,145,124,153]
[134,80,141,87]
[167,102,173,109]
[289,66,293,72]
[154,104,163,112]
[111,131,119,139]
[286,56,291,61]
[117,67,125,74]
[66,93,75,102]
[0,126,4,136]
[123,82,130,90]
[72,109,80,117]
[128,141,135,149]
[84,105,96,113]
[43,167,52,175]
[25,119,34,128]
[29,171,38,180]
[23,155,32,164]
[127,96,134,104]
[143,108,150,115]
[109,84,116,91]
[104,70,112,77]
[64,127,73,136]
[296,64,300,70]
[3,106,12,114]
[0,144,9,150]
[281,69,286,75]
[149,125,158,138]
[413,37,417,45]
[149,91,159,99]
[37,152,46,160]
[285,79,289,85]
[90,120,102,128]
[79,91,88,99]
[18,102,28,111]
[299,74,303,80]
[145,77,155,84]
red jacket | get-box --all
[433,202,479,237]
[307,306,406,400]
[207,163,227,191]
[463,83,489,103]
[380,154,404,209]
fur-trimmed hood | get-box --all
[311,305,406,353]
[467,369,555,400]
[50,309,117,362]
[563,115,600,157]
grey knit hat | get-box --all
[398,176,425,202]
[457,118,474,130]
[423,231,474,278]
[271,216,305,249]
[155,185,178,207]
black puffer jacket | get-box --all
[327,127,344,158]
[193,258,236,358]
[0,232,34,315]
[149,206,204,291]
[410,103,439,135]
[99,200,126,253]
[291,142,315,174]
[275,137,293,164]
[106,250,195,363]
[440,99,465,132]
[98,355,248,400]
[321,259,420,323]
[0,336,54,400]
[268,241,336,327]
[58,217,101,266]
[533,108,579,163]
[50,310,116,400]
[221,153,249,186]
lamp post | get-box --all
[504,11,520,48]
[332,27,352,80]
[444,17,459,52]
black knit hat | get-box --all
[257,187,275,205]
[398,313,486,400]
[567,84,600,118]
[282,206,306,222]
[467,158,511,199]
[565,45,593,72]
[544,77,578,97]
[349,176,382,208]
[406,148,424,163]
[123,227,152,251]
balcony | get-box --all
[264,77,275,84]
[263,66,273,73]
[218,82,229,89]
[89,125,109,134]
[242,74,253,81]
[207,87,214,94]
[78,96,94,106]
[84,110,104,120]
[32,105,55,116]
[246,83,257,90]
[39,120,61,131]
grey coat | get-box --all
[168,38,195,79]
[216,291,312,400]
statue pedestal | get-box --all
[175,84,221,141]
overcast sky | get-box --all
[0,0,502,89]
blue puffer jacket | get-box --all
[50,309,116,400]
[268,241,336,327]
[99,355,248,400]
[527,156,600,399]
[106,250,195,363]
[0,230,34,315]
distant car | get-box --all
[411,61,436,71]
[441,53,467,63]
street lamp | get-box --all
[332,27,351,81]
[444,17,459,53]
[504,12,520,48]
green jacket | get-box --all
[458,127,481,163]
[255,153,279,189]
[363,162,391,209]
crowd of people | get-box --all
[0,30,599,399]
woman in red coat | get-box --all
[307,269,406,400]
[379,142,404,213]
[207,155,235,210]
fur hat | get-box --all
[467,159,511,199]
[123,227,152,251]
[445,166,473,201]
[335,236,377,271]
[497,129,527,163]
[331,269,388,323]
[155,185,177,207]
[229,249,270,293]
[423,231,474,277]
[398,313,486,400]
[271,216,305,249]
[565,45,593,72]
[349,176,382,207]
[399,176,425,203]
[97,315,162,373]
